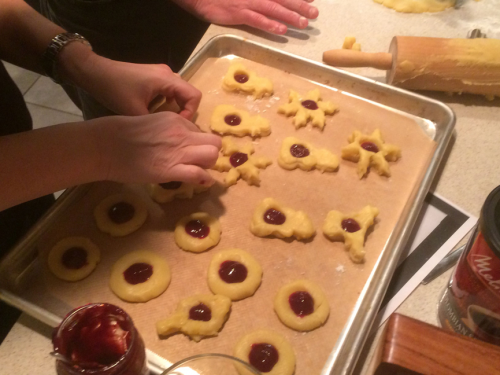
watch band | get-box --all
[41,32,92,84]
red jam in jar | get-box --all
[52,303,148,375]
[438,185,500,346]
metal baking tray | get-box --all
[0,34,454,375]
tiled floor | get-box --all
[4,61,83,129]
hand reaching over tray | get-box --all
[171,0,319,35]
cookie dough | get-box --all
[147,181,209,203]
[210,104,271,137]
[213,138,272,187]
[278,88,338,130]
[250,198,315,240]
[174,212,221,253]
[156,294,232,342]
[234,329,295,375]
[343,36,361,51]
[323,205,379,263]
[47,237,100,282]
[278,136,339,173]
[374,0,454,13]
[274,279,330,332]
[207,248,263,301]
[222,63,274,99]
[109,250,171,303]
[341,129,401,178]
[94,192,148,237]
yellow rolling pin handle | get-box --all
[322,49,393,70]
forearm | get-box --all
[0,121,105,211]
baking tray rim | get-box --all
[0,34,455,375]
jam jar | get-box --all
[52,303,148,375]
[438,185,500,345]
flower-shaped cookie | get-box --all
[210,104,271,138]
[250,198,315,240]
[278,136,339,173]
[278,88,338,130]
[234,329,296,375]
[147,181,209,203]
[274,280,330,332]
[341,129,401,178]
[174,212,221,253]
[322,205,379,263]
[213,137,272,187]
[156,294,232,342]
[222,63,273,99]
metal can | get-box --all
[52,303,148,375]
[438,185,500,345]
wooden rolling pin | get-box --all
[323,36,500,98]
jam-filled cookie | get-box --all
[274,280,330,332]
[207,248,263,301]
[278,88,338,130]
[210,105,271,138]
[156,294,232,342]
[323,205,379,263]
[278,136,339,173]
[341,129,401,178]
[213,137,272,187]
[174,212,221,253]
[234,329,296,375]
[147,181,209,203]
[47,237,100,282]
[222,63,273,99]
[94,192,148,236]
[250,198,315,240]
[109,250,171,303]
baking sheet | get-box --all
[0,35,454,375]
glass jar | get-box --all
[438,185,500,345]
[52,303,148,375]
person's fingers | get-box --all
[239,9,288,34]
[272,0,319,20]
[164,164,215,186]
[161,77,202,121]
[177,145,220,169]
[186,131,222,149]
[247,0,308,30]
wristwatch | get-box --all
[41,32,92,84]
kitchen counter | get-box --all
[1,0,499,373]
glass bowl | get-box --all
[160,353,261,375]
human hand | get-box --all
[173,0,319,35]
[92,112,221,185]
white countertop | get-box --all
[1,0,500,373]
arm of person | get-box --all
[0,0,201,118]
[0,112,221,211]
[171,0,319,35]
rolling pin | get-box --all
[323,36,500,98]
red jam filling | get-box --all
[219,260,248,283]
[341,218,361,233]
[249,343,279,373]
[289,291,315,317]
[189,303,212,321]
[160,181,182,190]
[123,263,153,285]
[234,73,249,83]
[361,142,379,153]
[185,219,210,239]
[229,152,248,167]
[52,304,131,368]
[61,247,88,270]
[108,202,135,224]
[301,100,318,110]
[290,144,310,158]
[264,208,286,225]
[224,114,242,126]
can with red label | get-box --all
[438,185,500,345]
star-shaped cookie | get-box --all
[341,129,401,178]
[222,63,273,99]
[322,205,379,263]
[210,104,271,138]
[278,89,338,130]
[213,138,272,187]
